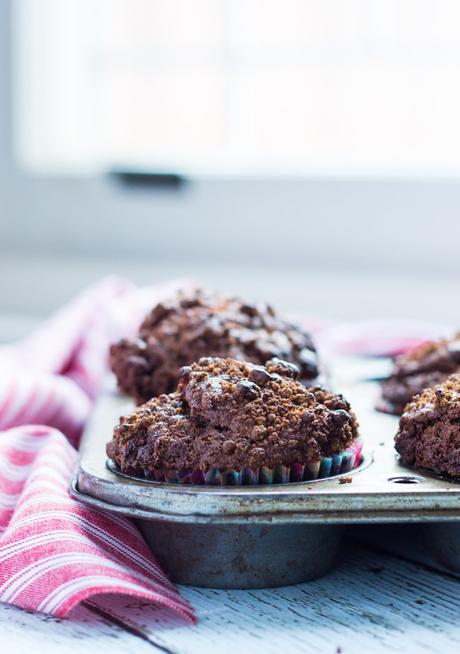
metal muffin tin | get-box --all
[71,358,460,588]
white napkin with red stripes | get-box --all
[0,277,195,620]
[0,276,448,620]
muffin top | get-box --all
[379,333,460,415]
[109,288,320,404]
[107,356,358,475]
[395,373,460,478]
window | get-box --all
[13,0,460,176]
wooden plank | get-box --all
[87,543,460,654]
[0,600,163,654]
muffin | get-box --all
[107,356,361,485]
[379,333,460,415]
[395,373,460,478]
[109,288,320,404]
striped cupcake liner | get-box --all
[142,439,363,487]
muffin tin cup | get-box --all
[143,439,363,487]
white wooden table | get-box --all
[2,531,460,654]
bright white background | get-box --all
[14,0,460,176]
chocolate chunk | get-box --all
[331,409,350,425]
[267,357,300,379]
[249,367,273,386]
[240,303,258,317]
[236,380,260,401]
[179,365,192,379]
[299,348,319,377]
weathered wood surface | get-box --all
[2,539,460,654]
[0,600,156,654]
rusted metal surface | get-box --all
[138,521,344,588]
[71,368,460,587]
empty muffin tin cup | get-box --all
[138,520,345,588]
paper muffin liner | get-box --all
[143,438,363,486]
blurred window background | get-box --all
[15,0,460,176]
[1,0,460,335]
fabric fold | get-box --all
[0,425,194,621]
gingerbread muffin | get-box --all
[110,288,320,404]
[395,373,460,478]
[379,334,460,415]
[107,357,361,485]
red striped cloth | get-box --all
[0,426,194,620]
[0,278,195,620]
